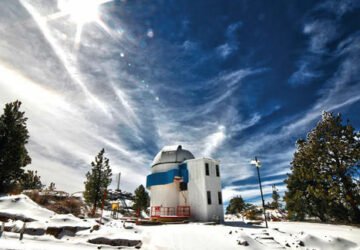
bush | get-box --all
[26,191,83,217]
[27,190,48,205]
[46,198,82,216]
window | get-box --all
[205,163,209,176]
[207,191,212,205]
[218,192,222,205]
[180,182,188,191]
[216,165,220,177]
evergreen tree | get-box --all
[83,149,112,214]
[133,184,149,212]
[48,182,56,191]
[226,196,246,214]
[285,112,360,223]
[271,185,281,209]
[0,101,31,193]
[20,170,43,190]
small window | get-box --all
[205,163,209,176]
[180,182,188,191]
[216,165,220,177]
[207,191,212,205]
[218,192,222,205]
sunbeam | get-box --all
[57,0,113,48]
[20,0,112,117]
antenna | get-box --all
[116,172,121,191]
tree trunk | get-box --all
[92,167,102,216]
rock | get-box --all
[24,228,46,236]
[135,241,142,249]
[237,240,249,246]
[46,226,89,239]
[298,241,305,246]
[88,237,142,247]
[285,243,290,247]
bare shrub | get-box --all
[46,198,82,216]
[26,190,49,205]
[25,191,83,217]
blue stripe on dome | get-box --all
[146,163,188,188]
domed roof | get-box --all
[151,145,195,167]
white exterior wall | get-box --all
[186,158,224,222]
[150,183,179,208]
[204,159,224,222]
[150,162,180,208]
[186,159,207,221]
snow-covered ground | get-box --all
[0,194,55,221]
[1,195,359,250]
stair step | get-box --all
[257,237,275,240]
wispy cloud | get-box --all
[303,19,339,54]
[216,21,242,59]
[288,59,322,86]
[316,0,360,17]
[20,0,111,117]
[0,0,359,203]
[202,125,226,157]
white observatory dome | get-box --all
[151,145,194,173]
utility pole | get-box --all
[251,156,268,228]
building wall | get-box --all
[186,158,224,222]
[204,159,224,222]
[178,189,188,206]
[150,182,179,208]
[150,162,180,208]
[186,159,207,221]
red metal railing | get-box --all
[151,206,190,218]
[176,206,190,216]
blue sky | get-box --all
[0,0,359,204]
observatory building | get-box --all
[146,145,224,222]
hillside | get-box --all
[0,194,359,249]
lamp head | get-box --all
[250,157,261,168]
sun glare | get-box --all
[56,0,113,48]
[58,0,100,25]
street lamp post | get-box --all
[251,156,268,228]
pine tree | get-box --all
[83,149,112,215]
[48,182,56,191]
[133,184,149,212]
[226,196,246,214]
[0,101,31,193]
[271,185,281,209]
[20,170,43,190]
[285,112,360,223]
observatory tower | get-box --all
[146,145,224,222]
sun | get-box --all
[58,0,100,25]
[56,0,112,48]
